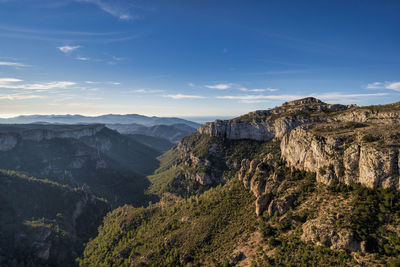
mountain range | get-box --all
[81,98,400,266]
[2,98,400,266]
[0,114,200,128]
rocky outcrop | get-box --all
[301,214,360,252]
[0,134,18,151]
[238,156,286,216]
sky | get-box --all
[0,0,399,118]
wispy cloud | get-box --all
[0,94,44,100]
[0,24,119,36]
[163,94,205,99]
[77,0,138,20]
[0,78,76,90]
[240,87,278,92]
[366,81,400,91]
[0,24,134,43]
[58,45,81,53]
[84,81,120,85]
[217,94,301,101]
[205,83,232,90]
[0,61,27,67]
[217,92,389,103]
[134,89,165,93]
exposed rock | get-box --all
[301,214,360,252]
[198,97,349,142]
[0,134,18,151]
[0,124,105,151]
[20,124,105,142]
[267,194,296,217]
[255,193,272,216]
[238,157,284,216]
[281,124,400,189]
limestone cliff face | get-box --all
[173,98,400,214]
[0,124,105,151]
[20,124,105,141]
[198,118,307,141]
[197,98,400,190]
[281,125,400,189]
[198,97,350,141]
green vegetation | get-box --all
[148,132,281,198]
[79,179,256,266]
[0,127,160,207]
[362,134,379,143]
[0,169,108,266]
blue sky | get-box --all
[0,0,399,118]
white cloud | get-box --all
[85,81,100,84]
[134,89,165,93]
[77,0,134,20]
[367,81,400,91]
[58,45,81,53]
[205,83,232,90]
[76,56,90,61]
[188,82,195,87]
[163,94,205,99]
[0,78,76,90]
[0,78,23,83]
[84,81,120,85]
[0,61,27,67]
[240,88,278,92]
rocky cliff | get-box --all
[198,97,351,141]
[281,123,400,189]
[151,98,400,218]
[198,98,400,190]
[0,124,105,151]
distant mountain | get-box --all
[0,114,200,128]
[0,124,161,207]
[107,123,197,143]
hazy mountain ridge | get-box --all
[0,114,200,128]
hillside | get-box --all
[125,134,175,152]
[0,124,161,207]
[0,169,108,266]
[81,98,400,266]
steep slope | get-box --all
[0,169,108,266]
[107,123,197,143]
[125,134,175,152]
[0,124,161,207]
[81,98,400,266]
